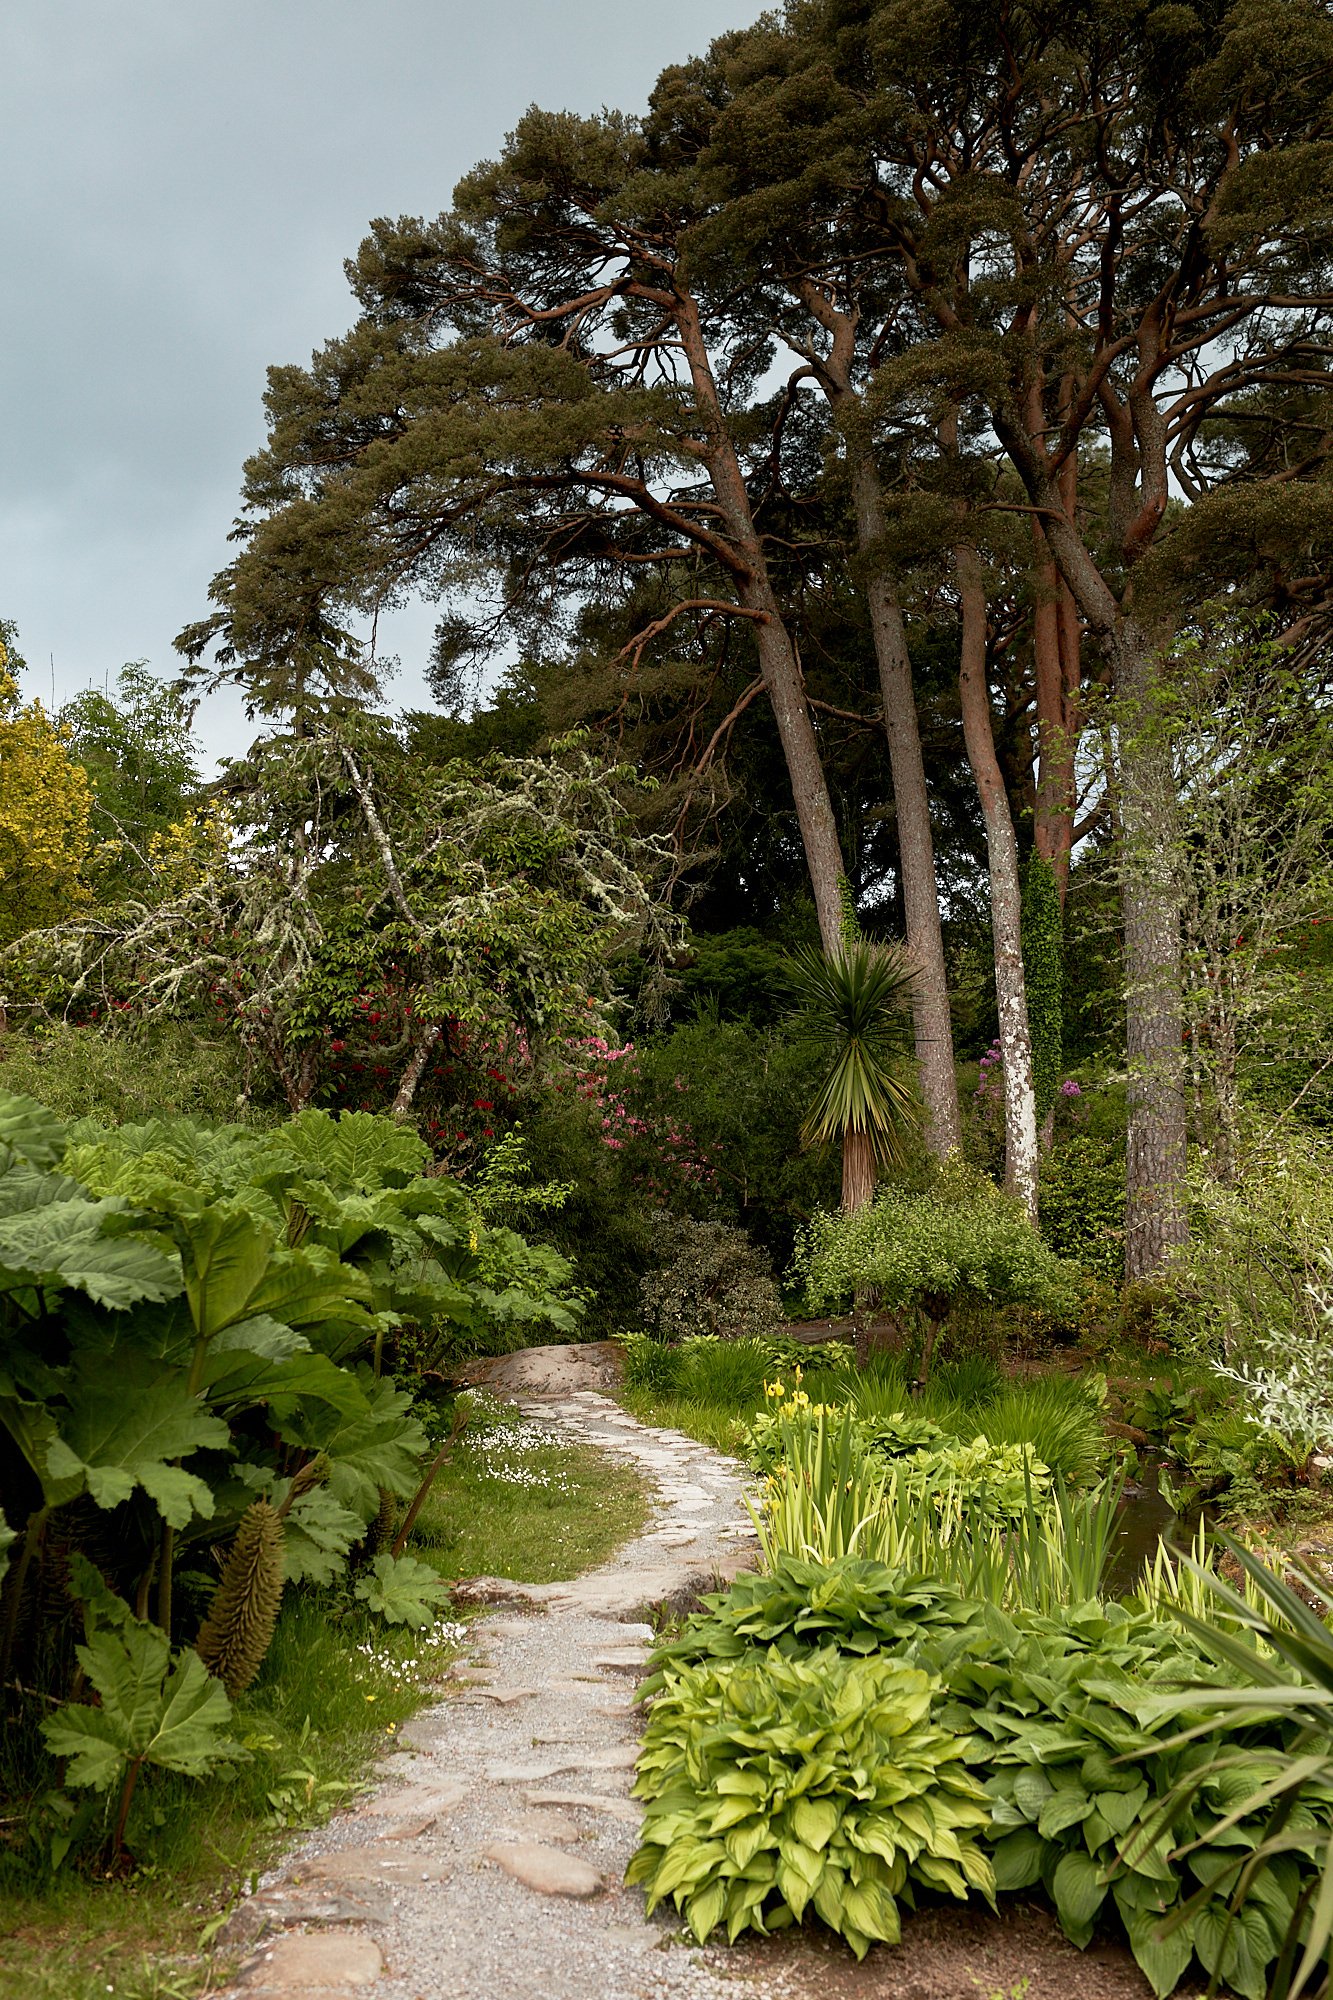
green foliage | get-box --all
[1145,1535,1333,1999]
[628,1646,993,1956]
[789,938,919,1168]
[194,1501,286,1695]
[0,1085,582,1858]
[667,928,794,1026]
[351,1551,450,1629]
[642,1555,975,1689]
[41,1559,238,1857]
[977,1378,1108,1487]
[0,1022,253,1126]
[59,666,201,901]
[647,1544,1333,1998]
[1021,856,1063,1129]
[629,1014,842,1263]
[1038,1136,1125,1278]
[931,1599,1327,2000]
[752,1403,1117,1614]
[1171,1125,1333,1363]
[795,1179,1084,1330]
[638,1219,783,1344]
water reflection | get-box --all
[1104,1449,1204,1599]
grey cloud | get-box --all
[2,0,758,759]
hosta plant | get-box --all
[639,1554,975,1695]
[628,1645,993,1957]
[925,1599,1333,2000]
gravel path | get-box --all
[224,1372,785,2000]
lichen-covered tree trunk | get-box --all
[955,544,1039,1223]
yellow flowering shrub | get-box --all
[0,650,92,947]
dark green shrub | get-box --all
[1039,1136,1125,1278]
[639,1218,783,1344]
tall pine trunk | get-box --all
[955,542,1039,1223]
[1111,624,1188,1275]
[991,407,1189,1279]
[677,293,847,951]
[852,454,963,1159]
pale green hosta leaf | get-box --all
[0,1508,15,1589]
[353,1551,449,1628]
[45,1351,229,1527]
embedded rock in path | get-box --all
[476,1614,544,1639]
[524,1788,642,1823]
[241,1930,383,1991]
[291,1846,451,1888]
[358,1779,468,1822]
[481,1839,604,1898]
[592,1645,651,1672]
[473,1684,540,1705]
[220,1884,390,1947]
[492,1807,583,1843]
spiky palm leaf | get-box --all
[792,940,920,1175]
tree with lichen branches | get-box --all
[13,721,680,1120]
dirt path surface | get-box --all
[219,1346,1174,2000]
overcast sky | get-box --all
[2,0,759,762]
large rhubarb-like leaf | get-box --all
[353,1551,450,1628]
[0,1197,179,1308]
[278,1370,425,1511]
[0,1088,67,1172]
[42,1559,237,1789]
[45,1351,229,1527]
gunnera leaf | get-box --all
[195,1501,285,1695]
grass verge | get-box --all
[0,1393,648,2000]
[412,1391,651,1582]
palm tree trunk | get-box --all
[842,1128,877,1212]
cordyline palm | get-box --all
[792,939,920,1211]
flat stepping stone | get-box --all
[592,1646,650,1671]
[360,1780,468,1821]
[481,1840,603,1898]
[221,1884,389,1947]
[487,1759,576,1784]
[649,1529,698,1547]
[524,1788,641,1823]
[473,1685,539,1705]
[242,1930,383,1990]
[493,1808,583,1843]
[292,1846,450,1887]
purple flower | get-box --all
[1060,1079,1082,1097]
